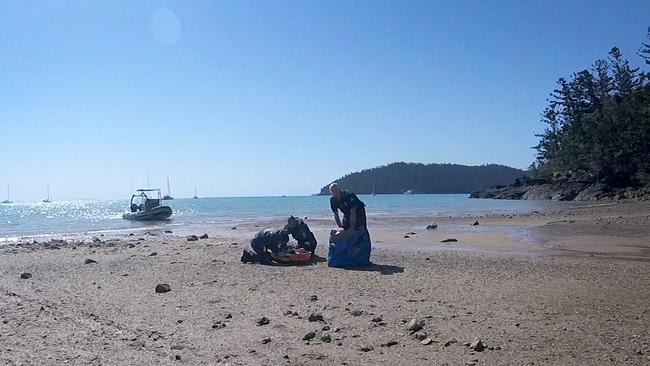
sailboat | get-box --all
[193,185,199,199]
[162,176,174,200]
[43,185,52,203]
[1,184,12,204]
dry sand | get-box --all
[1,203,649,365]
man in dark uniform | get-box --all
[329,183,367,231]
[286,215,317,253]
[241,228,290,265]
[328,183,372,266]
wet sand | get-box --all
[0,203,649,365]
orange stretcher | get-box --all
[270,248,312,263]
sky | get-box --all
[1,0,649,200]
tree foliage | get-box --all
[532,28,650,186]
[319,162,525,195]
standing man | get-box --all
[329,182,367,232]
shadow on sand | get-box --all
[342,263,404,275]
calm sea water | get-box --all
[0,194,572,242]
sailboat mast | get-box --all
[6,184,9,200]
[167,176,171,196]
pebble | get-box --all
[443,338,457,347]
[186,235,198,242]
[414,331,428,341]
[320,333,332,343]
[406,318,424,332]
[308,313,324,322]
[149,252,158,256]
[84,258,97,264]
[261,337,271,344]
[309,295,318,301]
[426,224,438,230]
[381,341,398,347]
[421,338,434,345]
[350,310,363,316]
[174,355,181,361]
[199,234,209,239]
[469,337,485,351]
[20,272,32,279]
[164,230,173,234]
[359,345,374,352]
[472,220,480,226]
[256,317,270,326]
[371,316,383,323]
[302,331,316,341]
[155,284,171,293]
[212,321,226,329]
[322,325,330,331]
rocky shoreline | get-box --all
[470,178,650,202]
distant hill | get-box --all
[318,162,526,195]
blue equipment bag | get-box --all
[327,229,372,268]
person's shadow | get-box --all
[342,263,404,275]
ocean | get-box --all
[0,194,575,243]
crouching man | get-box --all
[285,215,317,253]
[241,228,290,265]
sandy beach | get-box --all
[1,203,649,365]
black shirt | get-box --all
[286,218,317,252]
[330,190,367,230]
[251,229,289,252]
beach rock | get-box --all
[256,317,270,326]
[164,230,173,234]
[371,316,383,323]
[308,313,324,322]
[186,235,198,242]
[149,252,158,256]
[441,238,458,243]
[404,235,410,238]
[469,337,485,351]
[421,338,434,345]
[309,295,318,301]
[381,341,399,347]
[426,224,438,230]
[320,332,332,343]
[261,337,271,344]
[406,318,424,333]
[359,345,374,352]
[322,325,330,331]
[230,227,237,230]
[212,321,226,330]
[175,355,181,361]
[443,338,457,347]
[199,234,209,239]
[350,310,363,316]
[302,331,316,341]
[92,237,101,242]
[20,272,32,279]
[155,284,171,293]
[84,258,97,264]
[472,220,479,226]
[414,331,428,341]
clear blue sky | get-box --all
[1,0,648,200]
